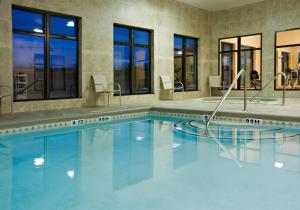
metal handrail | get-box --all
[206,69,247,130]
[14,79,43,97]
[250,72,287,106]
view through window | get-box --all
[12,6,79,101]
[113,25,152,95]
[219,34,262,90]
[276,28,300,90]
[174,35,198,91]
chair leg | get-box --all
[103,92,106,106]
[119,91,122,106]
[107,92,110,106]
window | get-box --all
[113,25,152,95]
[12,6,79,101]
[219,34,262,90]
[275,28,300,90]
[174,35,198,91]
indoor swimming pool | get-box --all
[0,115,300,210]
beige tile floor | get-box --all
[0,97,300,129]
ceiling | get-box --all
[176,0,266,11]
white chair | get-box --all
[160,75,184,99]
[92,74,121,106]
[208,76,222,96]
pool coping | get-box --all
[1,106,300,135]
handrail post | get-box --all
[244,69,247,111]
[282,73,286,106]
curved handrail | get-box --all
[206,69,247,130]
[14,79,43,97]
[250,72,287,106]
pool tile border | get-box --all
[1,110,300,136]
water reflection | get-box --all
[113,120,153,190]
[0,118,300,210]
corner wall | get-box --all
[210,0,300,98]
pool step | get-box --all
[173,120,300,142]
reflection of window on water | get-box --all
[218,129,261,164]
[274,133,300,172]
[219,34,262,90]
[113,120,153,190]
[276,28,300,90]
[10,131,80,209]
[12,7,79,101]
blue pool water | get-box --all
[0,116,300,210]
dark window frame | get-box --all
[218,33,263,91]
[174,34,199,92]
[274,27,300,91]
[12,5,80,102]
[113,24,153,96]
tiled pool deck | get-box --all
[0,97,300,130]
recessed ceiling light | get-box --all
[66,21,75,27]
[33,28,43,33]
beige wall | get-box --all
[0,0,211,113]
[210,0,300,98]
[2,0,300,114]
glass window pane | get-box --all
[174,49,183,83]
[220,38,238,51]
[132,47,150,94]
[174,36,183,49]
[186,38,197,51]
[133,30,150,45]
[241,35,261,49]
[12,8,44,33]
[277,29,300,46]
[114,45,130,95]
[114,26,130,43]
[49,38,78,99]
[13,34,45,101]
[276,47,300,90]
[220,51,238,88]
[185,51,197,90]
[240,50,261,90]
[50,16,77,37]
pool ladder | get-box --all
[206,71,288,130]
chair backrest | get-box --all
[209,76,221,88]
[160,75,173,90]
[92,74,108,93]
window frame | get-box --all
[274,27,300,91]
[218,33,263,91]
[12,5,80,102]
[174,34,199,92]
[113,24,153,96]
